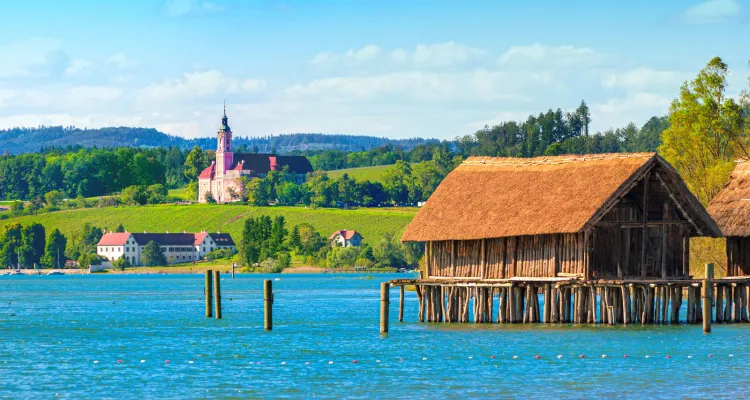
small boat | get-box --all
[47,271,65,276]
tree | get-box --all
[20,223,46,266]
[9,200,24,216]
[576,100,591,136]
[204,191,216,204]
[81,223,103,254]
[115,223,126,233]
[659,57,748,205]
[41,229,67,268]
[113,256,130,271]
[382,161,412,204]
[0,223,23,267]
[183,146,207,181]
[44,190,65,207]
[141,241,167,266]
[269,216,287,254]
[287,225,302,253]
[146,184,168,204]
[121,185,148,205]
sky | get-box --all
[0,0,748,140]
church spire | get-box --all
[220,100,231,133]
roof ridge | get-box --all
[463,153,655,167]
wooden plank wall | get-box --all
[428,232,587,279]
[727,237,750,277]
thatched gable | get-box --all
[402,153,720,242]
[708,159,750,237]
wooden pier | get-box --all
[389,275,750,325]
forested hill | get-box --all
[0,126,435,154]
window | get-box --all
[202,247,205,252]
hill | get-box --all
[0,126,435,154]
[0,204,418,245]
[326,164,396,182]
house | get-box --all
[708,159,750,276]
[197,105,313,203]
[96,231,236,266]
[329,230,363,247]
[401,153,720,280]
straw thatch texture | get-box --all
[403,153,678,242]
[707,160,750,237]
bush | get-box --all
[259,258,283,273]
[113,257,130,271]
[205,248,234,261]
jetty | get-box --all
[390,153,750,325]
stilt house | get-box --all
[402,153,721,281]
[708,159,750,277]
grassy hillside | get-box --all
[0,204,417,244]
[326,164,395,182]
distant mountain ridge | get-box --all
[0,126,437,154]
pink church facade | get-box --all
[197,108,313,203]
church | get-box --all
[197,107,313,203]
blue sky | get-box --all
[0,0,748,139]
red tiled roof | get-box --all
[193,232,208,245]
[198,163,215,179]
[329,230,361,240]
[97,232,131,246]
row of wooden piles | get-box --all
[410,282,750,324]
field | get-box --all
[326,164,396,182]
[0,204,418,243]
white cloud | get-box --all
[67,86,122,105]
[106,52,137,70]
[602,67,687,89]
[164,0,224,17]
[286,69,539,102]
[498,43,602,68]
[0,89,17,106]
[0,37,67,78]
[466,111,535,131]
[153,121,202,137]
[409,42,486,67]
[64,59,91,76]
[139,70,266,101]
[593,92,672,130]
[682,0,740,23]
[310,42,484,68]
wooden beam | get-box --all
[654,172,703,236]
[641,171,651,279]
[661,202,668,279]
[450,240,456,277]
[480,239,486,279]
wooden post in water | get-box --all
[702,263,713,333]
[205,270,213,318]
[264,279,273,330]
[398,285,405,322]
[380,282,390,333]
[213,270,221,319]
[232,262,235,279]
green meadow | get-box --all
[326,164,395,182]
[0,204,418,243]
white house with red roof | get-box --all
[197,105,313,203]
[97,231,236,266]
[329,230,363,247]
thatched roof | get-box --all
[708,160,750,237]
[402,153,720,242]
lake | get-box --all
[0,274,748,398]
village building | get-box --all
[708,159,750,277]
[393,153,730,325]
[96,231,235,266]
[197,106,313,203]
[329,230,363,247]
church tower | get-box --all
[215,102,234,176]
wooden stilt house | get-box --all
[708,160,750,277]
[402,153,721,281]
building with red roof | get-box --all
[197,104,313,203]
[329,230,364,247]
[96,230,235,266]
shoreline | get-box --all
[3,265,408,275]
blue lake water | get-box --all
[0,273,748,399]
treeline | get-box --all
[0,146,201,200]
[456,101,666,157]
[303,142,451,171]
[237,214,420,272]
[0,126,434,154]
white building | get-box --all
[96,231,236,266]
[329,230,364,247]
